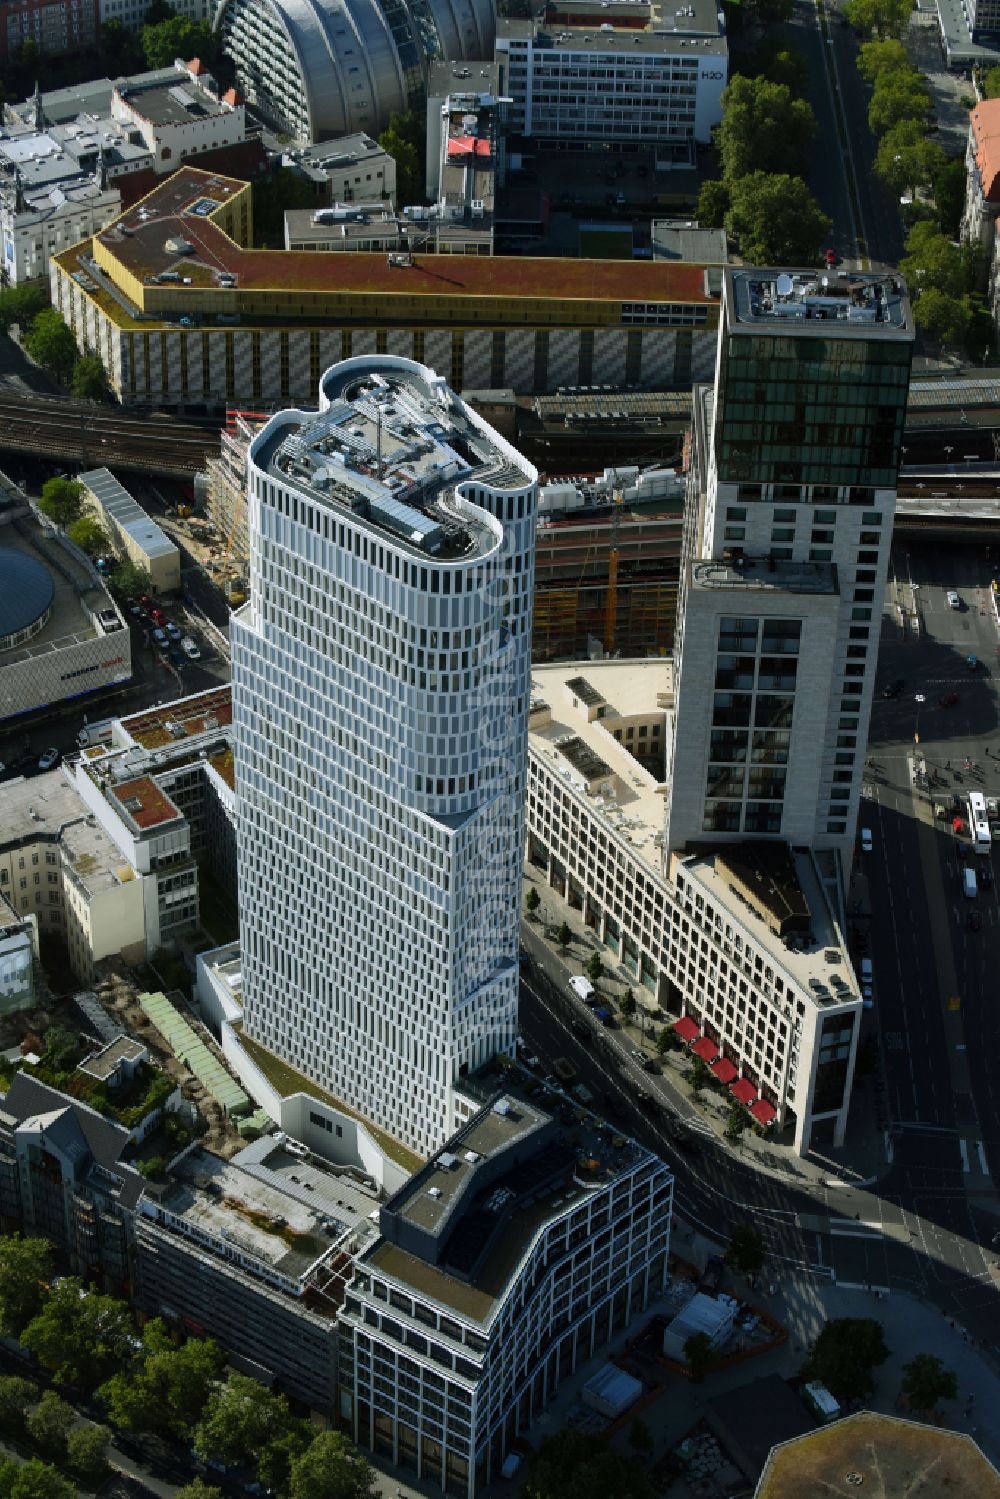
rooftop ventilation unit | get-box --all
[428,1186,443,1198]
[438,1151,458,1168]
[493,1097,511,1117]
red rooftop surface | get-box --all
[108,776,183,831]
[121,685,233,749]
[971,99,1000,202]
[94,166,716,307]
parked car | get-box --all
[150,606,167,626]
[947,590,961,609]
[881,677,904,699]
[940,692,959,708]
[37,747,60,771]
[824,248,839,266]
[860,827,873,852]
[153,628,168,646]
[164,621,182,641]
[181,635,201,659]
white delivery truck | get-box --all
[76,718,117,749]
[568,975,595,1002]
[963,867,978,899]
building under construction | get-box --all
[201,409,688,660]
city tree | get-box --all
[856,37,909,82]
[687,1056,712,1095]
[656,1027,673,1056]
[985,64,1000,98]
[2,1457,74,1499]
[0,1373,37,1434]
[683,1331,713,1383]
[901,1352,957,1414]
[377,110,423,206]
[65,1422,111,1480]
[110,558,153,601]
[0,1235,51,1337]
[619,988,636,1023]
[556,921,572,949]
[727,1223,765,1278]
[99,1320,226,1438]
[874,121,945,199]
[695,178,730,229]
[194,1373,294,1469]
[174,1483,224,1499]
[724,173,831,265]
[521,1430,656,1499]
[141,16,214,68]
[525,886,540,919]
[912,287,973,348]
[38,477,85,530]
[21,1279,134,1391]
[287,1431,379,1499]
[0,284,45,335]
[717,76,816,181]
[23,309,78,383]
[585,951,603,984]
[867,71,933,137]
[25,1391,75,1458]
[70,354,109,401]
[724,1104,749,1144]
[805,1317,889,1401]
[844,0,911,37]
[67,515,111,556]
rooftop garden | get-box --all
[0,1027,174,1130]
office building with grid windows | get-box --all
[230,356,537,1161]
[666,267,913,862]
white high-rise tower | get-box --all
[230,357,537,1158]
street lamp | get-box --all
[914,693,926,752]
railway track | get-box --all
[0,396,219,477]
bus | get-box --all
[969,791,992,853]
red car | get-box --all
[824,248,839,267]
[940,691,959,707]
[150,607,167,627]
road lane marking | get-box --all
[959,1138,970,1172]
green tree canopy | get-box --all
[21,1279,134,1391]
[900,221,970,299]
[857,37,909,82]
[874,120,945,198]
[23,309,77,383]
[724,1104,749,1143]
[913,286,973,346]
[0,284,45,335]
[725,172,831,264]
[110,557,153,601]
[521,1430,655,1499]
[175,1482,224,1499]
[868,71,933,137]
[655,1026,673,1055]
[194,1373,294,1468]
[585,951,603,984]
[901,1352,957,1412]
[65,1422,111,1478]
[141,16,215,69]
[717,76,817,180]
[695,178,730,229]
[252,167,317,246]
[619,989,636,1022]
[25,1390,75,1457]
[844,0,911,37]
[67,515,110,556]
[525,886,540,916]
[727,1223,765,1276]
[0,1373,37,1432]
[5,1457,74,1499]
[984,64,1000,98]
[258,1423,315,1495]
[933,155,966,237]
[378,110,423,205]
[740,43,809,95]
[287,1430,378,1499]
[70,354,108,401]
[0,1236,51,1336]
[101,17,145,72]
[556,921,572,949]
[805,1317,889,1400]
[99,1321,226,1438]
[683,1331,713,1382]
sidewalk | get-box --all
[521,867,890,1193]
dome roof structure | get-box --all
[0,548,55,646]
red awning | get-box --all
[729,1078,757,1106]
[711,1056,738,1084]
[750,1098,777,1126]
[691,1036,719,1063]
[673,1015,700,1042]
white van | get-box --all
[181,635,201,659]
[568,975,595,1002]
[860,957,873,983]
[963,867,978,899]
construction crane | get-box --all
[603,471,624,655]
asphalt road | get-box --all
[787,0,855,262]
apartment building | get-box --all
[52,166,720,409]
[231,356,537,1160]
[524,659,863,1150]
[494,0,727,158]
[339,1087,672,1497]
[134,1138,378,1407]
[964,99,1000,327]
[666,267,913,863]
[1,0,99,63]
[0,896,37,1017]
[0,1071,143,1295]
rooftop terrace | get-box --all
[727,267,911,338]
[120,684,232,750]
[107,775,183,833]
[256,362,532,561]
[690,556,837,594]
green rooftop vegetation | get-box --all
[236,1030,423,1175]
[0,1027,173,1131]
